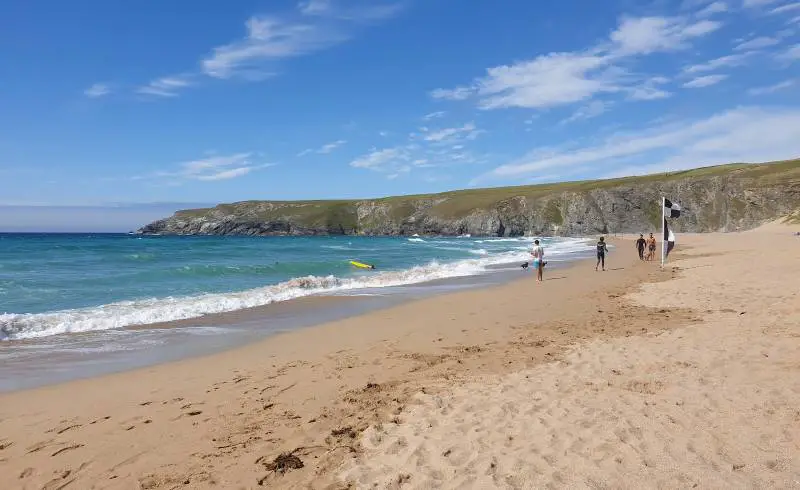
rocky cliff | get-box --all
[138,159,800,237]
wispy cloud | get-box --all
[683,53,752,73]
[298,0,402,21]
[778,43,800,61]
[742,0,782,7]
[429,15,721,111]
[683,74,728,87]
[137,76,192,97]
[748,79,795,94]
[696,1,729,17]
[628,76,672,100]
[84,83,111,98]
[147,152,273,182]
[473,106,800,183]
[560,100,612,124]
[422,111,446,120]
[201,17,340,79]
[349,146,410,171]
[609,16,721,55]
[350,120,488,178]
[734,36,780,50]
[201,3,401,79]
[769,2,800,14]
[297,139,347,156]
[421,122,482,143]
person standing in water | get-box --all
[530,239,544,282]
[635,234,646,260]
[596,236,609,271]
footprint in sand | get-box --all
[56,424,82,435]
[51,444,84,457]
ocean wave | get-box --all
[407,238,425,243]
[0,238,592,341]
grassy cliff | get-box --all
[139,159,800,237]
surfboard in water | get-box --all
[350,260,375,269]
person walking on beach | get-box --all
[646,233,657,261]
[635,234,646,260]
[530,239,544,282]
[596,236,608,271]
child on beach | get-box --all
[596,237,608,271]
[530,239,544,282]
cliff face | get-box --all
[138,160,800,237]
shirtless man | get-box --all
[646,233,657,261]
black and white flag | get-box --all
[664,198,681,218]
[662,197,681,261]
[664,218,676,258]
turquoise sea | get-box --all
[0,233,596,390]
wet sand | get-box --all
[1,224,798,489]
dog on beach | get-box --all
[521,261,546,270]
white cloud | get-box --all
[475,52,620,110]
[318,139,347,154]
[84,83,110,98]
[683,53,752,73]
[696,1,729,16]
[150,152,272,182]
[429,15,721,111]
[298,0,402,21]
[137,76,191,97]
[195,167,255,181]
[298,0,332,15]
[609,16,721,55]
[734,36,780,50]
[422,122,482,142]
[747,79,795,94]
[560,100,612,124]
[475,106,800,182]
[430,86,472,101]
[683,74,728,87]
[770,2,800,14]
[297,139,347,156]
[778,43,800,61]
[201,16,341,79]
[200,4,401,80]
[742,0,781,7]
[349,147,409,171]
[422,111,446,120]
[628,76,672,100]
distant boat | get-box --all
[411,233,420,237]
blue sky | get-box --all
[1,0,798,231]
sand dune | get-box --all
[340,224,800,489]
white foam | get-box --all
[407,238,425,243]
[0,238,592,341]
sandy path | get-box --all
[340,224,800,489]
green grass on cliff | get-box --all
[174,158,799,223]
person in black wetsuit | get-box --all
[635,234,646,260]
[596,236,608,271]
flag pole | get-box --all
[660,196,665,268]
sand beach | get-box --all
[1,221,799,489]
